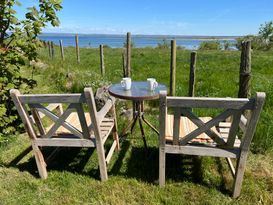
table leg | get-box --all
[130,115,138,133]
[140,101,159,135]
[120,100,158,148]
[138,117,147,149]
[120,101,138,136]
[133,101,136,116]
[142,115,159,135]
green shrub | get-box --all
[236,21,273,50]
[198,41,221,50]
[0,49,36,143]
[67,71,111,93]
[177,45,186,50]
[103,44,111,48]
[235,35,267,50]
[223,40,235,50]
[156,38,170,49]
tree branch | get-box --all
[0,1,11,47]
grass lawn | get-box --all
[0,46,273,204]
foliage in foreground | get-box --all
[0,49,35,139]
[0,0,62,141]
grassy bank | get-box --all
[0,46,272,204]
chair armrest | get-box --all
[97,96,116,124]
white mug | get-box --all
[121,77,131,90]
[147,78,158,91]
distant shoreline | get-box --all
[39,33,240,40]
[38,33,237,49]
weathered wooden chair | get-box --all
[158,91,265,198]
[10,87,119,181]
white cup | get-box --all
[147,78,158,91]
[121,77,131,90]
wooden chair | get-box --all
[158,91,265,198]
[10,87,119,181]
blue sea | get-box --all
[39,34,237,50]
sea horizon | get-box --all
[40,32,241,39]
[39,33,239,49]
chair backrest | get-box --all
[10,88,103,140]
[159,91,265,150]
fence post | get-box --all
[100,44,105,76]
[170,40,176,96]
[189,51,197,97]
[48,41,51,58]
[126,32,131,77]
[75,34,80,63]
[238,41,251,98]
[50,41,54,59]
[59,40,64,61]
[43,41,47,48]
[122,49,126,77]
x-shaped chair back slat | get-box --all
[162,93,259,148]
[14,94,95,138]
[28,103,90,139]
[179,108,234,145]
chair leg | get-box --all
[96,141,108,181]
[32,142,47,179]
[113,131,120,151]
[111,106,120,150]
[112,120,120,151]
[159,147,166,187]
[232,152,248,198]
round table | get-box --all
[108,81,167,148]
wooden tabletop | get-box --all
[108,81,167,101]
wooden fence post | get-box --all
[189,51,197,97]
[126,32,131,77]
[238,41,251,98]
[43,41,47,48]
[122,49,126,77]
[170,40,176,96]
[100,44,105,76]
[75,34,80,63]
[48,41,51,58]
[59,40,64,61]
[50,41,54,59]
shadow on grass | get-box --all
[5,140,231,196]
[5,140,131,180]
[215,158,232,195]
[113,146,205,184]
[110,140,130,175]
[7,146,100,179]
[111,143,231,196]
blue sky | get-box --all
[16,0,273,36]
